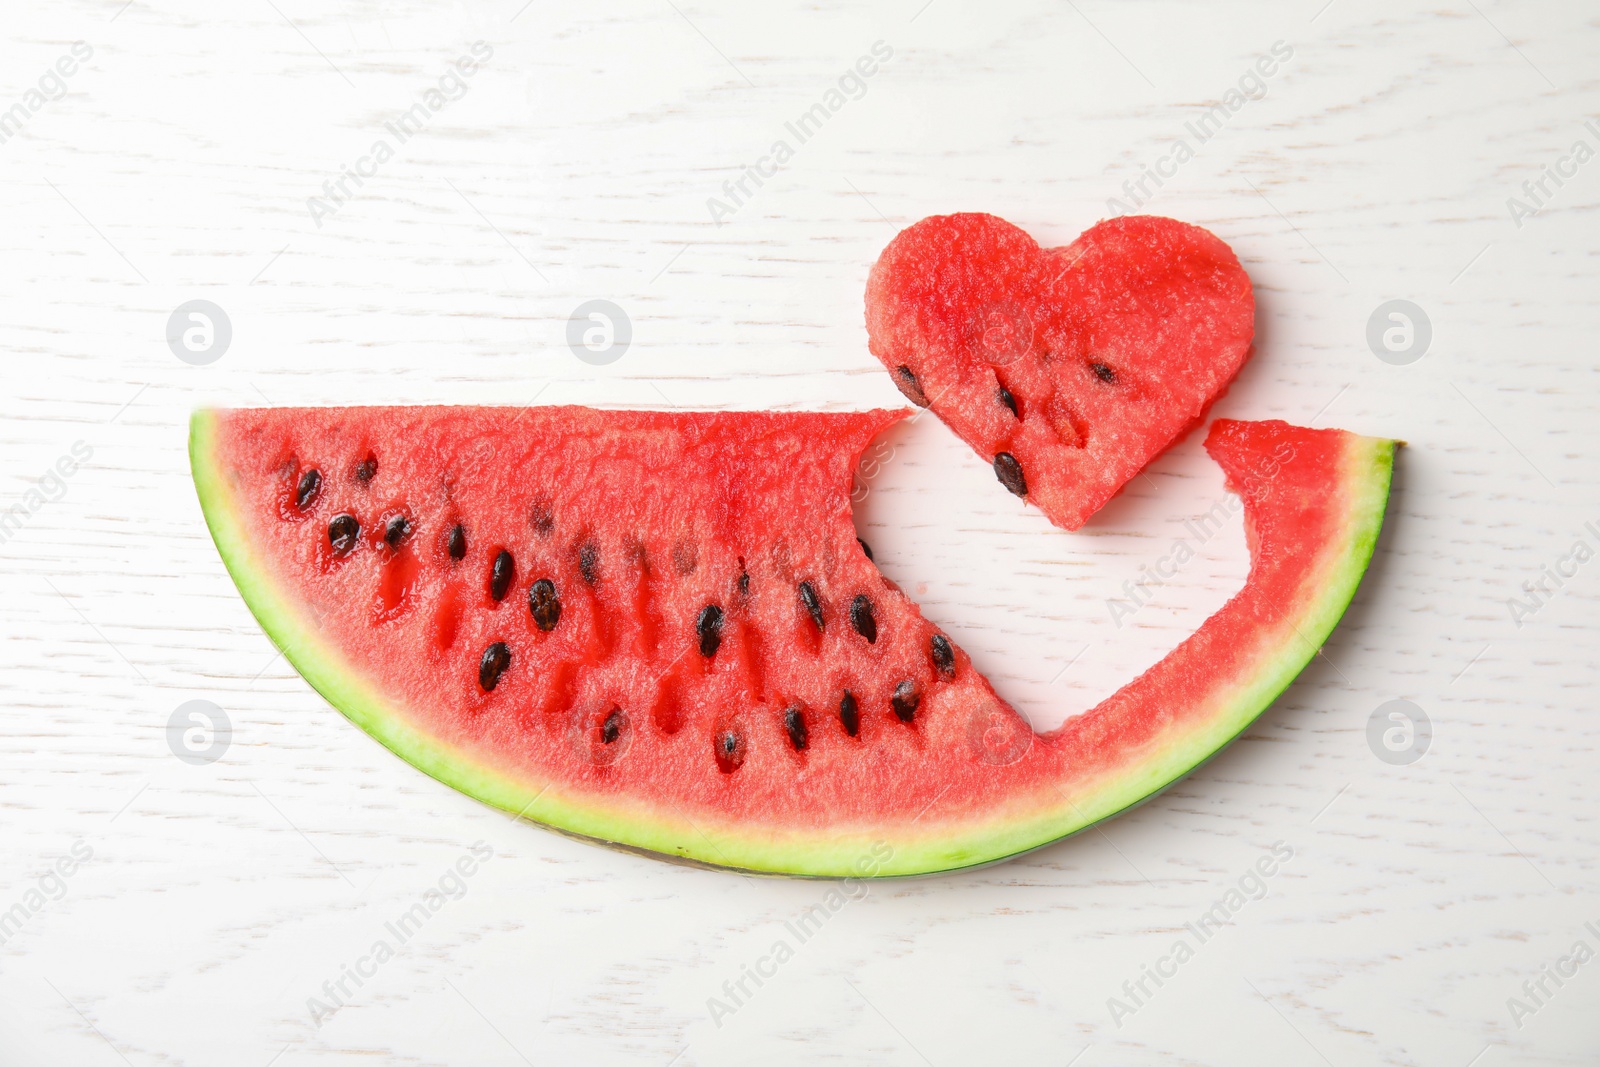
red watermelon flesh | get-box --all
[191,407,1394,876]
[866,212,1255,529]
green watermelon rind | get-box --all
[192,410,1393,878]
[950,434,1397,871]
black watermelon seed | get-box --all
[578,542,600,584]
[447,524,467,561]
[894,364,929,407]
[715,729,746,772]
[783,704,808,751]
[697,604,724,657]
[931,633,956,680]
[295,469,322,510]
[849,594,877,644]
[384,514,413,548]
[858,537,874,561]
[601,706,624,745]
[738,571,750,596]
[891,680,920,723]
[490,549,515,602]
[839,691,860,737]
[478,642,511,692]
[997,385,1019,418]
[354,456,377,484]
[328,514,359,557]
[529,578,561,631]
[1090,360,1117,384]
[994,452,1027,498]
[798,581,824,631]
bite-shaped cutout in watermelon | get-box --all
[191,407,1393,877]
[866,212,1256,530]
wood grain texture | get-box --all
[1,0,1597,1063]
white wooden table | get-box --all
[2,1,1596,1063]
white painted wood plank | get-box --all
[2,1,1597,1064]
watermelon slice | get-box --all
[866,212,1255,530]
[191,407,1393,877]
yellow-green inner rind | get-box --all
[192,411,1393,878]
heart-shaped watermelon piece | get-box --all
[866,212,1255,529]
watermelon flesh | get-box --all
[866,213,1255,530]
[191,407,1393,877]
